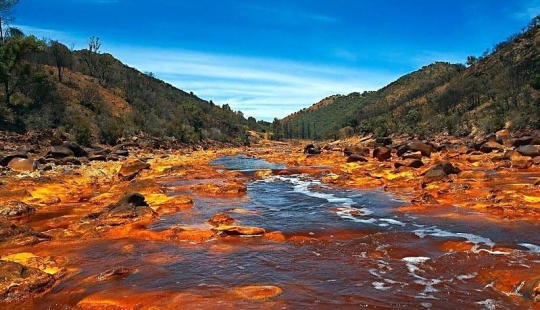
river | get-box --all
[16,154,540,309]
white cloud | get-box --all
[109,46,395,121]
[14,24,90,49]
[240,4,339,25]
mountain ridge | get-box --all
[278,19,540,140]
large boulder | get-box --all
[118,158,150,180]
[0,151,28,167]
[479,141,504,153]
[62,141,88,157]
[88,193,156,227]
[516,145,540,158]
[7,158,38,172]
[304,144,322,155]
[373,146,392,161]
[343,145,370,157]
[375,137,392,146]
[408,141,433,157]
[423,161,461,182]
[484,133,504,145]
[512,136,533,148]
[47,146,74,159]
[398,140,433,158]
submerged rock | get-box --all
[0,220,51,247]
[214,225,266,236]
[96,267,137,281]
[208,213,235,227]
[411,192,439,205]
[0,260,55,303]
[233,285,283,300]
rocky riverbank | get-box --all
[1,129,540,307]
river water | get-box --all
[22,155,540,309]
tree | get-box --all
[0,34,45,105]
[528,14,540,30]
[0,0,18,44]
[81,36,101,77]
[49,40,71,82]
[466,55,478,66]
[531,74,540,91]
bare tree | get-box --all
[0,0,19,44]
[50,40,71,82]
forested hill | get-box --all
[278,16,540,140]
[0,34,269,146]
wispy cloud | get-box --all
[74,0,118,3]
[14,24,90,49]
[111,46,395,121]
[513,0,540,21]
[241,4,338,25]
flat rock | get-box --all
[233,285,283,300]
[215,225,266,236]
[0,201,36,217]
[394,159,424,169]
[0,220,51,247]
[118,158,150,180]
[7,158,38,172]
[346,154,368,163]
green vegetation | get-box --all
[0,30,270,145]
[278,15,540,140]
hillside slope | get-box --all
[280,22,540,140]
[0,36,268,145]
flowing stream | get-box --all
[21,155,540,309]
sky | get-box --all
[12,0,540,121]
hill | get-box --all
[0,33,269,146]
[278,16,540,140]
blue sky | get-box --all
[13,0,540,121]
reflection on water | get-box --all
[14,155,540,309]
